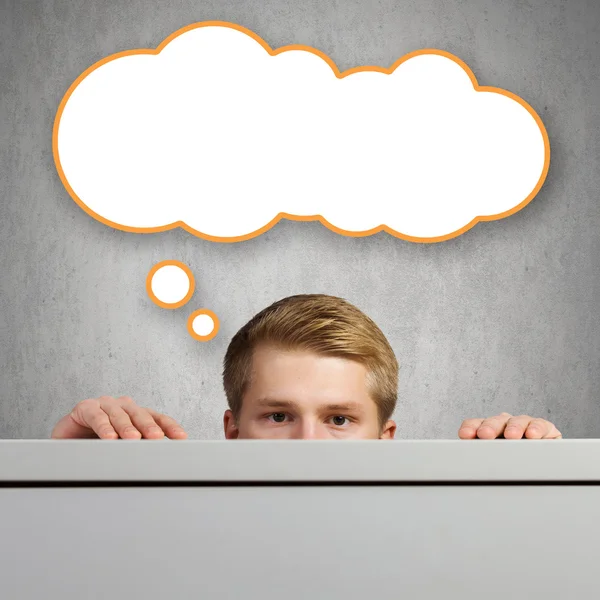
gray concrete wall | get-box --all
[1,0,599,439]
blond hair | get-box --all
[223,294,398,426]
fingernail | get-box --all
[478,426,495,437]
[148,426,163,435]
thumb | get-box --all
[51,412,98,439]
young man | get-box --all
[51,294,563,441]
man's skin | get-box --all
[51,345,563,440]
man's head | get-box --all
[222,294,398,439]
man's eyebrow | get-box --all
[255,399,300,409]
[255,399,365,413]
[323,403,365,413]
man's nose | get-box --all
[296,420,327,440]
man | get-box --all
[51,294,563,441]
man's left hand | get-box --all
[458,412,562,440]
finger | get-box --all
[119,399,164,439]
[476,413,513,439]
[98,397,142,439]
[458,418,485,439]
[147,409,188,440]
[52,415,100,439]
[543,427,563,440]
[71,398,119,440]
[503,415,536,439]
[525,418,555,439]
[52,398,119,439]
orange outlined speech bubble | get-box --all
[53,21,550,243]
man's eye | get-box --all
[331,416,349,427]
[268,413,287,423]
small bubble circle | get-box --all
[187,309,219,342]
[146,260,195,309]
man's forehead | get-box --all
[250,344,368,373]
[243,344,375,408]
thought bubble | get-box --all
[146,260,194,308]
[53,21,549,242]
[187,309,219,342]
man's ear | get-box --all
[379,419,396,440]
[223,409,239,439]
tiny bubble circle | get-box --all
[187,309,220,342]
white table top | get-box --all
[0,439,598,483]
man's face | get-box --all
[223,344,396,439]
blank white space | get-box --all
[150,265,190,304]
[192,314,215,337]
[56,25,547,240]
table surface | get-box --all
[2,440,600,599]
[1,439,598,482]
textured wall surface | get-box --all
[1,0,599,439]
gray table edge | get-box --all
[0,439,598,483]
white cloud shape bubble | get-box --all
[54,22,549,242]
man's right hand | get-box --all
[50,396,188,440]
